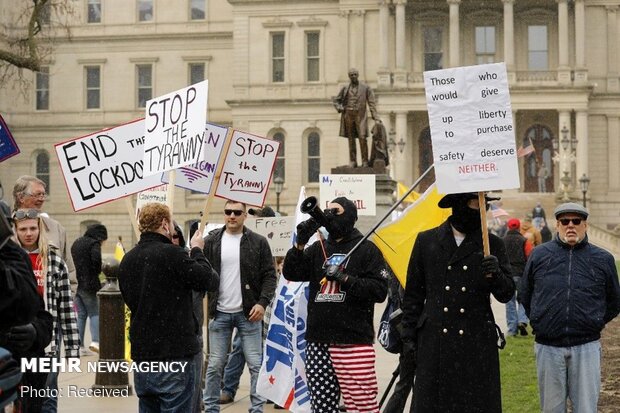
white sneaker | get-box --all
[80,347,94,356]
[89,342,100,353]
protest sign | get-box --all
[0,114,20,162]
[215,130,279,206]
[161,122,228,193]
[55,119,162,211]
[319,174,376,216]
[424,62,519,193]
[246,216,295,257]
[143,80,208,176]
[135,184,169,218]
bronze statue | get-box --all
[333,68,381,168]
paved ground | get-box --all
[56,299,507,412]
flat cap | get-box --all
[554,202,589,219]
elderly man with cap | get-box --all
[519,202,620,413]
[400,192,514,413]
[283,196,388,413]
[503,218,533,337]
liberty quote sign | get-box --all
[424,62,520,193]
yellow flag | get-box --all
[373,184,451,287]
[114,240,125,262]
[398,182,420,204]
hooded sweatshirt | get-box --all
[71,224,107,293]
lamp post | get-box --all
[578,173,590,207]
[553,125,578,200]
[273,176,284,214]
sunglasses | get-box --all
[172,234,180,239]
[12,209,40,221]
[559,218,584,226]
[224,209,244,217]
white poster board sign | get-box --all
[319,174,376,216]
[161,122,228,193]
[424,62,519,193]
[215,130,280,206]
[246,216,296,257]
[135,184,169,219]
[143,80,209,176]
[55,119,162,211]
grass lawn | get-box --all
[500,334,540,412]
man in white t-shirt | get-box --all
[202,200,277,413]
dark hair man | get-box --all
[400,192,514,412]
[519,202,620,413]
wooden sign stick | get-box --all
[478,191,491,256]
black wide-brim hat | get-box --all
[438,192,501,209]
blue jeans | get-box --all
[505,278,529,335]
[75,290,99,344]
[535,340,601,413]
[134,357,195,413]
[203,311,264,413]
[192,334,204,413]
[221,332,245,399]
[41,370,58,413]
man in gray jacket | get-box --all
[520,202,620,413]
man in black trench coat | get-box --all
[400,192,515,413]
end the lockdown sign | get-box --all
[143,81,208,176]
[424,62,520,194]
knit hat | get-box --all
[85,224,108,241]
[507,218,520,230]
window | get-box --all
[306,32,319,82]
[35,67,49,110]
[136,64,153,108]
[138,0,153,22]
[475,26,495,64]
[36,151,50,192]
[271,32,285,82]
[528,25,548,70]
[424,27,443,71]
[189,63,205,85]
[307,132,320,183]
[190,0,205,20]
[87,0,101,23]
[273,132,285,180]
[85,66,101,109]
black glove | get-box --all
[7,323,37,353]
[401,339,417,373]
[324,264,347,283]
[481,255,500,278]
[296,218,320,246]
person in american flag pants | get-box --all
[284,197,388,413]
[13,208,80,412]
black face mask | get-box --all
[325,197,358,240]
[449,198,482,234]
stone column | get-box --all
[607,6,619,92]
[608,115,620,191]
[574,0,587,84]
[503,0,515,83]
[393,0,408,88]
[557,0,571,84]
[448,0,461,68]
[575,110,588,185]
[393,111,409,183]
[378,0,391,87]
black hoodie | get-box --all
[283,228,388,344]
[71,224,107,293]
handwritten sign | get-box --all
[55,119,162,211]
[0,114,20,162]
[215,130,280,206]
[135,184,169,219]
[143,81,209,176]
[246,216,296,257]
[424,62,519,193]
[319,174,376,216]
[161,122,228,193]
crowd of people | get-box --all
[2,174,619,413]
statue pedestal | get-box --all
[329,164,396,234]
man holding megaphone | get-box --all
[283,196,388,413]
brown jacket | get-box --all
[520,221,542,246]
[334,81,379,139]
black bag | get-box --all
[377,297,403,354]
[0,347,22,409]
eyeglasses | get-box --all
[12,209,40,220]
[559,218,584,226]
[224,209,244,216]
[25,192,46,199]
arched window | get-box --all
[35,151,50,193]
[273,132,285,180]
[79,219,101,236]
[417,127,435,192]
[307,132,320,183]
